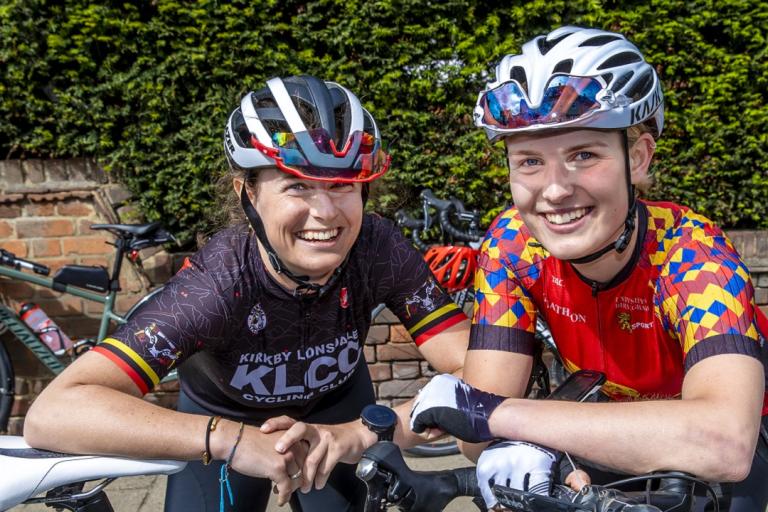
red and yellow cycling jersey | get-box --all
[470,200,764,402]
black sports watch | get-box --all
[360,404,397,442]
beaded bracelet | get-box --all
[202,415,222,465]
[219,422,245,512]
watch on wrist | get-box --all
[360,404,397,442]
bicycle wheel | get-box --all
[404,438,460,457]
[0,341,14,434]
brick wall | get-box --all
[2,158,768,434]
[0,159,180,434]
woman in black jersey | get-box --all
[24,76,471,511]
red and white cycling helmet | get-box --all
[223,75,390,294]
[474,26,664,142]
[424,245,478,293]
[224,75,390,183]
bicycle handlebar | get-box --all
[357,440,704,512]
[420,189,454,212]
[0,249,50,276]
[398,189,482,249]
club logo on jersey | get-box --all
[247,303,267,334]
[135,323,181,367]
[404,278,440,318]
[340,287,349,309]
[616,311,653,333]
[618,312,633,332]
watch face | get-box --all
[362,404,397,430]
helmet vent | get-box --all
[537,32,572,55]
[597,52,642,70]
[580,35,623,47]
[626,69,654,101]
[552,60,573,75]
[610,71,633,92]
[509,66,528,92]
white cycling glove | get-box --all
[476,440,558,509]
[410,374,506,443]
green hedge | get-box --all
[2,0,767,241]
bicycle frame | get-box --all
[1,265,124,339]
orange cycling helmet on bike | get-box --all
[424,245,478,293]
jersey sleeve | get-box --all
[469,209,537,355]
[372,217,466,346]
[92,253,233,394]
[656,222,762,372]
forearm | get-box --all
[490,397,758,481]
[25,382,213,460]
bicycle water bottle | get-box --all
[19,303,73,355]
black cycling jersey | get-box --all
[95,214,465,421]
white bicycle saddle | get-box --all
[0,436,186,510]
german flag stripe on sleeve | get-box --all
[409,303,464,346]
[91,337,160,394]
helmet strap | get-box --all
[239,184,344,297]
[567,130,636,265]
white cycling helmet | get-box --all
[474,26,664,143]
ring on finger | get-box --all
[290,469,303,480]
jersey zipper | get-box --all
[590,280,607,370]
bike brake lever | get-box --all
[356,457,391,512]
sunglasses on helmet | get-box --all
[475,75,607,131]
[250,128,390,183]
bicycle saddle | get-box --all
[0,436,186,510]
[90,222,162,236]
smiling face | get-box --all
[505,129,652,263]
[240,168,364,284]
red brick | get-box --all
[120,269,146,293]
[14,377,29,396]
[116,293,146,315]
[61,236,111,256]
[16,218,75,238]
[29,378,54,394]
[34,257,74,273]
[0,220,13,237]
[1,239,28,257]
[365,324,389,345]
[420,361,437,377]
[58,200,94,217]
[378,377,428,399]
[756,287,768,305]
[0,204,22,218]
[85,301,105,315]
[80,256,111,267]
[25,202,56,216]
[364,345,376,363]
[0,281,36,299]
[6,417,24,435]
[389,324,412,343]
[10,396,32,416]
[31,238,61,257]
[57,316,103,340]
[367,363,392,382]
[36,295,84,316]
[377,342,421,361]
[392,362,421,379]
[78,218,97,234]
